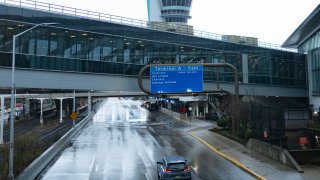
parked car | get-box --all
[157,156,191,180]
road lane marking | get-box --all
[190,166,199,174]
[134,130,156,179]
[89,157,95,171]
[187,130,266,180]
[145,127,162,149]
[95,164,99,172]
[170,146,176,152]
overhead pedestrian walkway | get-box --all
[0,0,307,97]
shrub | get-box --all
[217,116,230,129]
[0,144,9,180]
[0,132,47,179]
[236,127,252,140]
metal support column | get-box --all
[0,96,4,144]
[88,91,92,113]
[72,91,76,128]
[40,98,44,125]
[196,102,199,116]
[60,98,63,123]
[73,90,76,113]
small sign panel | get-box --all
[150,65,203,93]
[70,112,78,120]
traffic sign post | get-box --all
[138,63,238,99]
[150,65,203,94]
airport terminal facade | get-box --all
[0,2,307,87]
[0,0,316,115]
[282,4,320,114]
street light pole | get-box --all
[8,22,58,179]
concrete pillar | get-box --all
[24,99,30,120]
[65,101,69,117]
[76,98,80,114]
[242,54,248,84]
[196,102,199,116]
[0,96,4,144]
[176,54,180,64]
[192,101,198,116]
[191,102,195,117]
[60,98,63,123]
[40,99,44,125]
[206,103,209,114]
[168,102,172,110]
[88,91,92,113]
[73,90,76,113]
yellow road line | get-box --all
[187,131,266,180]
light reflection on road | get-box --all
[41,98,255,180]
[41,98,158,180]
[92,98,147,123]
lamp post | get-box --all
[9,22,58,179]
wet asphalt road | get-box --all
[41,98,254,180]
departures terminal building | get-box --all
[0,0,316,123]
[283,4,320,115]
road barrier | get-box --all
[16,100,105,180]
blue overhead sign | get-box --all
[150,65,203,93]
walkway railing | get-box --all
[1,0,297,52]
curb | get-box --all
[160,109,265,179]
[187,130,266,180]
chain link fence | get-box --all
[251,103,287,148]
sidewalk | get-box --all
[182,118,320,180]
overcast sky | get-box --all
[40,0,319,45]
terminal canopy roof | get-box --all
[282,4,320,48]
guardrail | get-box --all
[1,0,297,52]
[16,99,105,180]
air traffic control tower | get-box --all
[147,0,193,34]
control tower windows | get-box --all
[165,17,187,23]
[162,0,192,7]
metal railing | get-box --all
[1,0,297,52]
